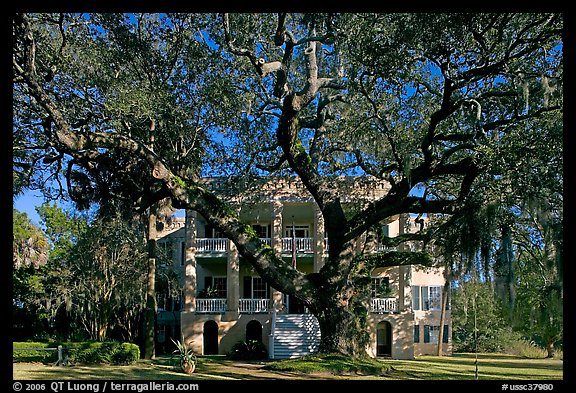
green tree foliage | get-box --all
[67,213,148,341]
[13,208,48,269]
[451,280,515,353]
[13,13,562,356]
[13,203,150,342]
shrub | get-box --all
[227,340,268,360]
[12,341,140,365]
[12,342,59,363]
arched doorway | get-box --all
[376,321,392,357]
[203,320,219,355]
[246,320,263,343]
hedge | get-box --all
[13,341,140,365]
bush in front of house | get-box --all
[13,342,59,363]
[13,341,140,365]
[227,339,268,360]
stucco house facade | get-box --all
[155,177,451,359]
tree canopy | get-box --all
[13,12,563,356]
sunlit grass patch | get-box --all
[262,353,392,375]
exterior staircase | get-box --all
[269,314,321,359]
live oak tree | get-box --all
[13,13,562,357]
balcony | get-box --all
[195,298,270,314]
[195,237,316,253]
[195,237,397,254]
[195,297,398,314]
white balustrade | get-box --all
[196,238,228,252]
[370,297,398,313]
[196,298,227,313]
[239,298,269,313]
[282,237,314,253]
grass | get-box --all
[12,352,563,381]
[262,353,392,376]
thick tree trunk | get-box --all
[143,204,158,360]
[546,341,556,358]
[437,263,451,356]
[313,283,371,358]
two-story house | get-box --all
[155,177,451,359]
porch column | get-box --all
[313,204,325,273]
[225,238,240,320]
[184,209,197,313]
[398,265,409,312]
[270,198,284,311]
[397,214,412,312]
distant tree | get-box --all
[512,198,562,358]
[67,212,148,341]
[13,208,48,269]
[451,279,513,353]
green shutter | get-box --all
[424,325,430,343]
[414,324,420,343]
[422,286,429,310]
[412,286,420,310]
[243,276,252,298]
[443,325,449,343]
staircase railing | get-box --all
[268,299,277,359]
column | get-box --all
[184,209,197,313]
[270,198,284,311]
[225,238,240,320]
[313,204,325,273]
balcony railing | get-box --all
[281,237,314,253]
[239,298,269,313]
[196,297,397,314]
[196,238,228,253]
[370,297,398,313]
[195,298,227,313]
[195,237,399,254]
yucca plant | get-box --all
[170,337,197,374]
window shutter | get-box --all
[243,276,252,298]
[443,325,449,343]
[422,286,429,310]
[180,242,186,266]
[424,325,430,343]
[414,324,420,343]
[412,286,420,310]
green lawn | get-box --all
[13,353,563,381]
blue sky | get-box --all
[14,190,44,226]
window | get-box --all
[252,224,271,238]
[371,277,391,298]
[412,285,444,311]
[428,325,440,344]
[423,325,449,344]
[204,224,226,238]
[381,224,389,238]
[203,276,227,298]
[414,324,420,343]
[252,277,269,299]
[158,241,172,261]
[243,276,270,299]
[285,225,310,238]
[429,286,442,310]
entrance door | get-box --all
[285,294,307,314]
[376,321,392,357]
[246,320,263,343]
[203,320,219,355]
